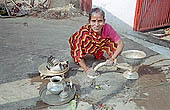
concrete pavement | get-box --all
[0,16,170,110]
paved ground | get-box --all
[0,15,170,110]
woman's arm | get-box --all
[111,39,124,60]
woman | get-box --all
[69,8,124,79]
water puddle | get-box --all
[137,65,167,88]
[27,72,49,89]
[30,76,49,90]
[134,65,170,110]
[35,100,49,110]
[138,65,163,76]
[27,73,50,109]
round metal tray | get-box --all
[38,63,69,77]
[39,84,76,106]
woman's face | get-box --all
[89,13,105,33]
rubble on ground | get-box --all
[31,4,84,19]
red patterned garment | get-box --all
[69,23,120,63]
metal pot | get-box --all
[47,76,64,95]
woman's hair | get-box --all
[89,8,105,20]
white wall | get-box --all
[92,0,137,33]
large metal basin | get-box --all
[121,50,146,66]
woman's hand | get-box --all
[106,59,114,65]
[106,58,117,66]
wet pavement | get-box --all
[0,16,170,110]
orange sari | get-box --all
[69,24,118,63]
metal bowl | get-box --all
[121,50,146,66]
